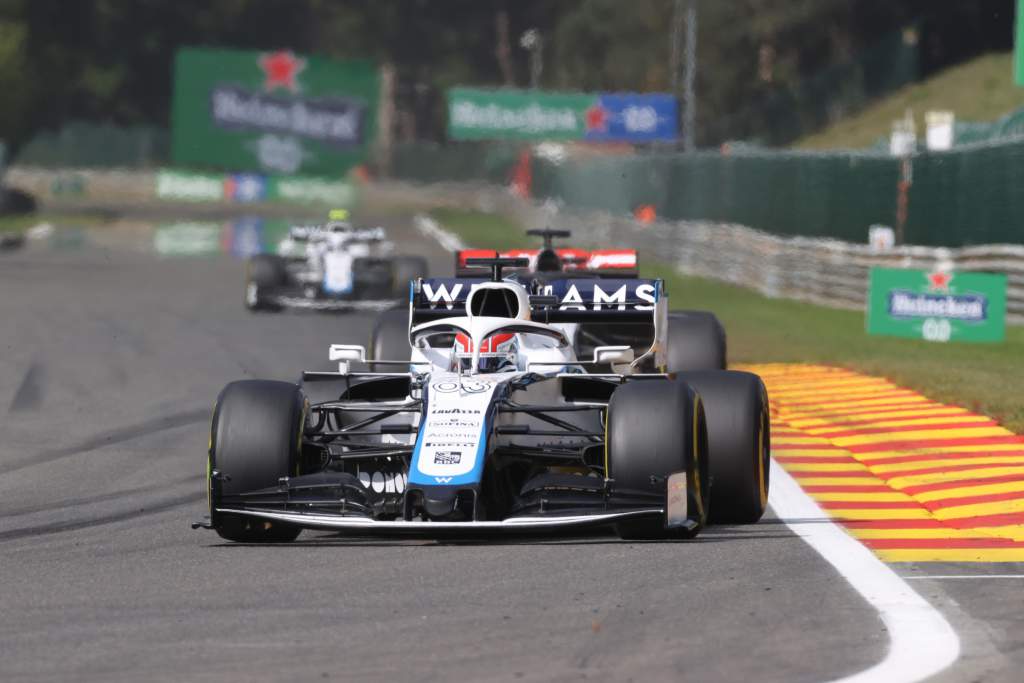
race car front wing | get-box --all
[207,506,677,534]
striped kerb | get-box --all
[741,363,1024,563]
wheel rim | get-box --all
[757,406,770,509]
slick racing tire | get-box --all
[352,257,393,299]
[607,379,709,540]
[208,380,306,542]
[244,254,287,311]
[678,371,769,524]
[369,307,411,362]
[666,311,727,372]
[391,255,429,298]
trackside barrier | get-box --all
[546,211,1024,324]
[363,181,1024,324]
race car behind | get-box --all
[454,228,639,278]
[245,210,428,312]
[452,229,726,371]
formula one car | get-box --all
[454,229,726,371]
[197,257,769,542]
[454,228,639,278]
[244,210,428,312]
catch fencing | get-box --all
[392,137,1024,248]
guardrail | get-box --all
[544,211,1024,324]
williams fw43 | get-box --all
[244,209,428,312]
[196,258,769,541]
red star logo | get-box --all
[259,50,306,92]
[585,105,608,132]
[927,271,953,292]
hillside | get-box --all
[795,52,1024,150]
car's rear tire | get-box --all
[352,257,393,299]
[245,254,287,311]
[666,311,727,371]
[208,380,306,542]
[607,379,709,539]
[392,255,429,298]
[369,307,411,362]
[677,371,769,524]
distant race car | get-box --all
[455,229,639,278]
[196,257,769,542]
[244,210,428,312]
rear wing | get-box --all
[410,277,664,324]
[454,248,638,278]
[409,277,667,370]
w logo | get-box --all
[434,476,453,484]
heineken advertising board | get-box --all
[867,267,1007,343]
[156,168,355,206]
[447,88,677,142]
[171,47,378,175]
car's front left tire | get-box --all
[607,379,709,540]
[369,307,411,362]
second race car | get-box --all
[244,210,428,312]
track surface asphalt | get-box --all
[0,214,1017,682]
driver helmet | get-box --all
[451,332,518,373]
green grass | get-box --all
[796,52,1024,150]
[0,211,110,233]
[429,207,539,250]
[431,207,1024,432]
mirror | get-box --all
[329,344,366,373]
[592,345,635,374]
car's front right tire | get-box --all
[208,380,306,543]
[244,254,287,311]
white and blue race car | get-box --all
[244,210,428,312]
[199,258,769,541]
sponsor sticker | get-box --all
[433,451,462,465]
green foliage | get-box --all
[797,53,1024,150]
[0,1,1013,152]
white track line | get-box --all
[414,214,466,252]
[769,460,961,683]
[904,575,1024,580]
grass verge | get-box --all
[796,52,1024,150]
[0,211,110,233]
[429,207,1024,432]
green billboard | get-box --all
[867,267,1007,343]
[448,88,593,141]
[171,47,378,175]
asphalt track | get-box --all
[0,213,1018,682]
